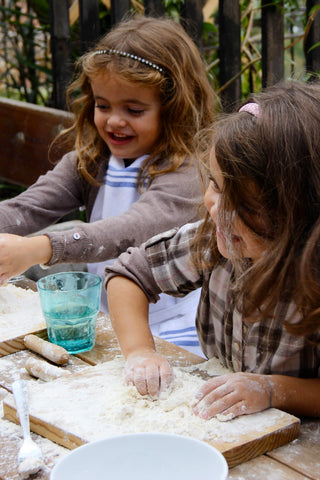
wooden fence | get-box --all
[49,0,320,112]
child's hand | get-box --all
[0,234,52,284]
[125,351,174,399]
[193,372,272,420]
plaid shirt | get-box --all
[106,221,320,378]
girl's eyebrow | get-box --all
[93,95,106,100]
[93,94,151,107]
[122,98,151,106]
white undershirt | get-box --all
[88,154,203,356]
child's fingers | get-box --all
[193,382,234,418]
[125,352,173,398]
[159,362,174,392]
[194,389,239,419]
[193,372,272,419]
[132,365,149,396]
[194,374,231,402]
[0,274,9,286]
[145,363,160,398]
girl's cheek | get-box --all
[204,191,220,224]
[203,189,211,213]
[204,187,215,209]
[93,113,100,129]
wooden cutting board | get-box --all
[3,359,300,468]
[0,281,46,357]
[0,329,46,357]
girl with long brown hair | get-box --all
[106,80,320,418]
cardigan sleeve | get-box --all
[0,151,88,234]
[45,159,203,265]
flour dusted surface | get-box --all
[0,284,45,340]
[24,357,287,446]
[0,396,68,479]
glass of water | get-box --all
[37,271,102,354]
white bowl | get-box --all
[50,433,228,480]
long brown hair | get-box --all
[194,80,320,337]
[50,15,217,186]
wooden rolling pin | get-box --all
[25,357,71,382]
[24,334,69,365]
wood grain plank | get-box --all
[261,0,284,87]
[77,312,205,367]
[228,454,309,480]
[3,400,85,450]
[0,349,89,392]
[267,419,320,480]
[216,419,300,469]
[0,329,46,358]
[0,97,73,186]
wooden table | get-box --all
[0,313,319,480]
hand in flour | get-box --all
[125,351,174,398]
[0,234,52,283]
[192,372,272,420]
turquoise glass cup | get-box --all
[37,272,102,354]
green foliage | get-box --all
[0,0,52,104]
[212,0,309,98]
[28,0,50,24]
[0,0,110,106]
[0,0,315,106]
[163,0,184,18]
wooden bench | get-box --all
[0,96,73,187]
[0,97,87,280]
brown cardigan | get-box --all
[0,151,203,266]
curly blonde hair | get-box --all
[51,15,217,187]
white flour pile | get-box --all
[23,357,287,446]
[183,356,232,376]
[0,284,45,340]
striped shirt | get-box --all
[106,221,320,377]
[89,155,203,357]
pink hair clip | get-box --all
[238,102,260,117]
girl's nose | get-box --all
[204,188,219,221]
[107,113,126,129]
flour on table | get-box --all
[183,356,232,376]
[22,357,286,446]
[0,284,45,340]
[0,396,68,479]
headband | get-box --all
[91,48,164,73]
[239,102,260,117]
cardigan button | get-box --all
[73,232,81,240]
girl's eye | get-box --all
[128,108,144,115]
[208,174,221,192]
[95,103,109,110]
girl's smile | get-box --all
[91,72,162,160]
[107,132,134,146]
